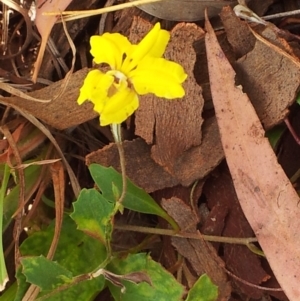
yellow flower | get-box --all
[77,23,187,126]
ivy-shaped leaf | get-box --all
[185,274,218,301]
[18,216,107,301]
[70,188,115,245]
[21,256,73,291]
[107,253,185,301]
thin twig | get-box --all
[284,117,300,145]
[263,9,300,21]
[44,0,162,22]
[114,224,258,245]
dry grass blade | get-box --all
[1,105,81,196]
[48,160,65,260]
[44,0,162,22]
[0,15,76,104]
[32,0,72,82]
[0,0,33,59]
[24,161,66,301]
[0,82,50,103]
[0,124,25,288]
[205,12,300,301]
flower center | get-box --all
[106,69,130,97]
[107,70,127,83]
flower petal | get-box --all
[90,33,132,69]
[131,57,187,99]
[100,87,139,126]
[122,23,170,74]
[77,70,114,112]
[147,28,170,58]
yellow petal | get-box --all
[130,57,187,98]
[100,87,139,126]
[122,23,170,74]
[147,29,170,58]
[93,96,108,115]
[77,70,114,112]
[90,33,132,69]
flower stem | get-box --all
[110,123,127,205]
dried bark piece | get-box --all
[221,7,300,129]
[85,138,179,193]
[86,117,224,190]
[205,14,300,300]
[152,184,204,271]
[0,68,96,130]
[173,117,224,186]
[259,26,299,57]
[133,19,204,173]
[235,35,300,129]
[203,169,271,299]
[112,7,153,36]
[220,7,256,58]
[161,197,231,300]
[221,6,299,60]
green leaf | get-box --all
[15,268,31,301]
[0,281,17,301]
[20,215,108,272]
[21,256,73,291]
[18,215,107,301]
[107,253,185,301]
[185,274,218,301]
[2,163,43,232]
[70,188,115,245]
[112,182,120,201]
[0,164,10,292]
[89,164,178,229]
